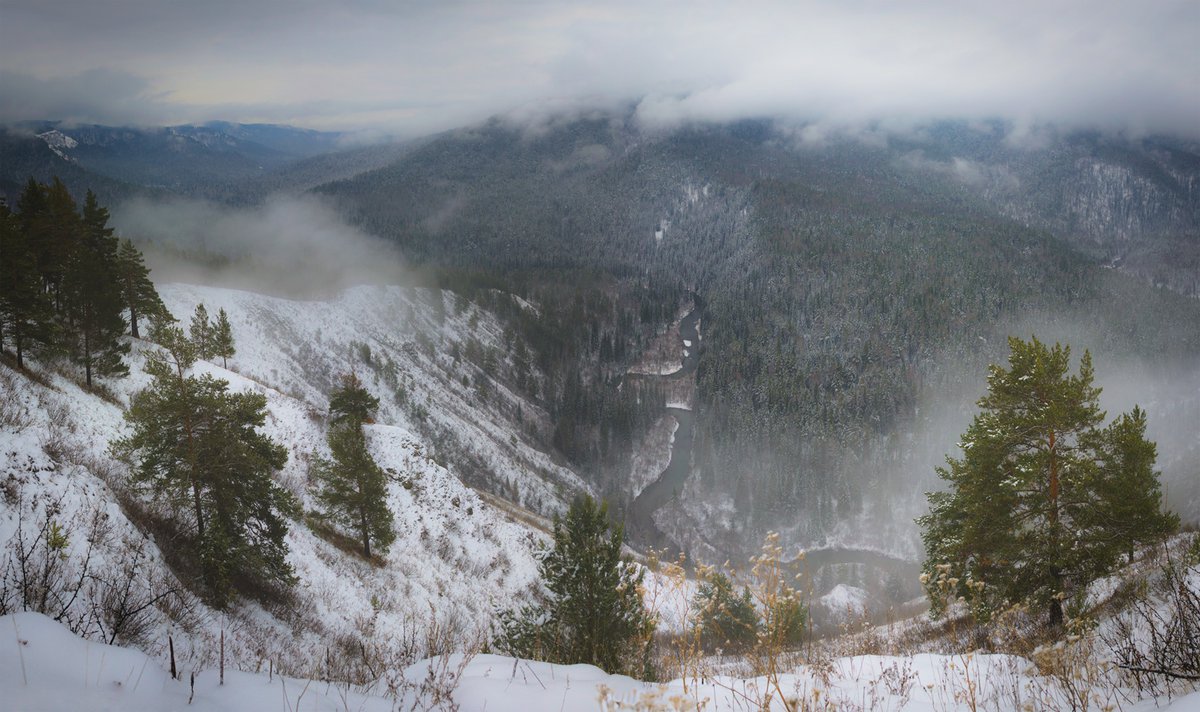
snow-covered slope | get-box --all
[1,282,581,680]
[6,612,1200,712]
[157,283,585,514]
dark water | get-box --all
[628,295,703,553]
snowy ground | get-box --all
[1,283,579,681]
[628,414,678,499]
[6,612,1199,711]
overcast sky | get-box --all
[1,0,1197,137]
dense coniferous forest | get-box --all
[312,117,1200,553]
[0,178,165,383]
[5,116,1199,558]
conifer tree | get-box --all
[212,308,235,368]
[498,495,654,676]
[36,178,82,312]
[64,191,129,386]
[189,303,214,359]
[115,238,168,338]
[919,337,1178,626]
[114,322,295,606]
[313,373,393,558]
[328,371,378,425]
[0,205,55,367]
[693,571,759,650]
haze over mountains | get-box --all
[3,111,1198,568]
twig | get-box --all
[12,615,28,685]
[1115,664,1200,681]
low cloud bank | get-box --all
[112,194,410,297]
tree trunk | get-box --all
[1049,596,1064,628]
[83,327,92,387]
[361,507,371,559]
[130,303,140,339]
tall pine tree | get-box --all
[35,178,82,312]
[918,337,1178,626]
[115,238,168,339]
[313,373,393,558]
[64,191,129,386]
[212,308,235,368]
[0,205,55,367]
[189,303,214,359]
[114,323,296,606]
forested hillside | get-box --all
[317,115,1200,559]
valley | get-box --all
[2,115,1199,710]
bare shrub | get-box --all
[1104,539,1200,698]
[0,498,111,636]
[0,365,35,432]
[88,537,186,646]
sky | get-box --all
[1,0,1197,138]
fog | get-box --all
[2,1,1196,139]
[111,195,413,297]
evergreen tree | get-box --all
[212,308,235,368]
[115,238,168,339]
[189,303,214,359]
[328,371,378,425]
[498,495,654,677]
[918,337,1178,626]
[35,178,82,312]
[0,205,55,367]
[1088,406,1179,563]
[64,190,129,386]
[313,373,393,558]
[693,571,758,651]
[113,323,295,606]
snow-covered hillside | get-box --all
[0,282,581,681]
[6,611,1200,712]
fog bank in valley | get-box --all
[111,194,411,297]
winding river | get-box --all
[628,296,703,553]
[625,297,922,595]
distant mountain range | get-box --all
[0,121,357,204]
[3,113,1198,561]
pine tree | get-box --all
[1088,406,1179,563]
[35,178,82,312]
[115,238,168,339]
[313,373,393,558]
[328,371,378,425]
[693,571,758,650]
[918,337,1178,626]
[212,308,235,368]
[113,323,295,606]
[0,205,55,367]
[189,303,213,359]
[498,495,654,676]
[64,190,129,386]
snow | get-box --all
[819,583,869,618]
[5,281,1199,711]
[0,282,576,683]
[628,414,679,498]
[6,613,1199,712]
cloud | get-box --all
[0,70,180,127]
[1,1,1197,137]
[111,194,410,296]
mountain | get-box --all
[0,122,352,203]
[0,281,572,679]
[314,114,1200,564]
[0,128,148,206]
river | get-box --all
[628,295,702,554]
